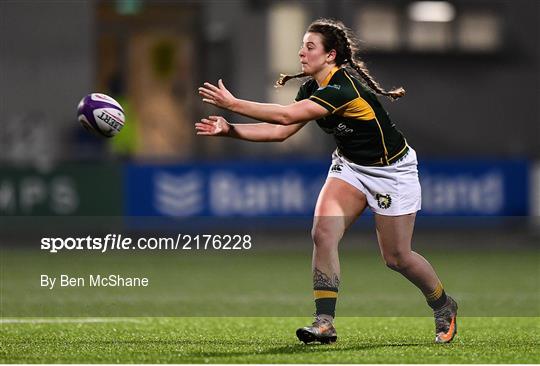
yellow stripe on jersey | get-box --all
[314,290,338,299]
[309,95,336,111]
[343,71,390,164]
[344,71,361,97]
[374,117,389,164]
[389,143,409,162]
[320,66,341,87]
[332,69,375,119]
[334,97,376,120]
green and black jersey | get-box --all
[295,66,408,166]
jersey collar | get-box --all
[319,66,341,87]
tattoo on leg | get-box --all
[313,267,340,288]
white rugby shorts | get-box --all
[327,147,422,216]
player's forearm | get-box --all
[229,99,293,126]
[227,123,287,142]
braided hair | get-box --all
[276,18,405,101]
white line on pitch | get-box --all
[0,318,144,324]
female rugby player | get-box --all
[196,18,457,345]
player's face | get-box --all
[299,32,332,75]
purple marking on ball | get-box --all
[77,94,124,137]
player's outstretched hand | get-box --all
[195,115,231,136]
[198,79,237,110]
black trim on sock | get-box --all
[315,298,337,317]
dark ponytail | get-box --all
[277,18,405,100]
[347,59,406,100]
[275,72,306,87]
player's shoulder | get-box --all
[299,78,318,91]
[335,69,361,90]
[322,68,360,98]
[296,78,318,100]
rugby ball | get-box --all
[77,93,125,137]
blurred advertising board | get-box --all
[419,159,529,216]
[0,164,122,216]
[125,161,326,217]
[125,159,530,217]
[532,162,540,232]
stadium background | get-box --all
[0,0,539,363]
[1,0,539,218]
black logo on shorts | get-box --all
[331,164,342,173]
[376,194,392,209]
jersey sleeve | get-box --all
[308,84,358,113]
[295,83,309,102]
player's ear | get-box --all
[327,49,337,63]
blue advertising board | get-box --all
[418,159,529,216]
[125,160,327,217]
[125,159,529,217]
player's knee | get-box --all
[385,259,403,272]
[383,252,412,272]
[311,224,341,249]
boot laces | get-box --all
[313,314,333,327]
[434,301,453,332]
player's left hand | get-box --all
[198,79,237,110]
[195,115,231,136]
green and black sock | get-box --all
[314,287,338,318]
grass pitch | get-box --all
[1,244,539,363]
[2,247,539,317]
[1,316,539,363]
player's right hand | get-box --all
[195,115,231,136]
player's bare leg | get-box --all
[297,178,367,344]
[374,213,458,343]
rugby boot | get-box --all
[296,315,337,344]
[434,296,458,343]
